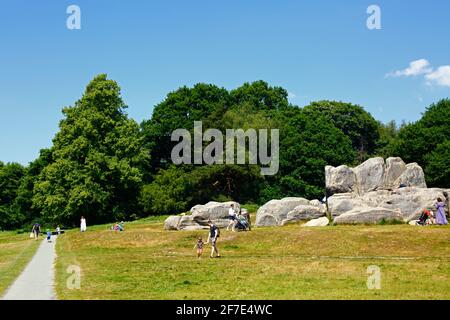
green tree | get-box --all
[0,162,26,230]
[425,140,450,187]
[388,99,450,187]
[260,109,356,202]
[229,80,290,113]
[141,83,230,173]
[301,101,380,161]
[33,74,149,226]
[11,148,53,228]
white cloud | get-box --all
[288,92,296,100]
[386,59,432,77]
[425,66,450,87]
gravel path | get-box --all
[2,235,57,300]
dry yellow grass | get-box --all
[55,217,450,300]
[0,232,40,295]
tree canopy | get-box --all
[0,76,448,230]
[32,74,149,226]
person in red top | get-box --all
[417,209,434,225]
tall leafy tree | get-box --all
[141,83,230,173]
[33,74,149,226]
[260,109,356,202]
[388,99,450,187]
[0,162,26,230]
[301,101,380,161]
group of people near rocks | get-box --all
[417,198,448,226]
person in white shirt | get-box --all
[80,216,87,232]
[226,204,237,232]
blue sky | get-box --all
[1,0,449,165]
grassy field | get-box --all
[0,231,40,296]
[55,216,450,300]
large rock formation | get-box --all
[326,157,426,196]
[164,201,240,231]
[326,157,447,224]
[255,197,325,227]
[333,207,403,224]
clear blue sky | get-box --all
[1,0,449,165]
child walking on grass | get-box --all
[194,237,204,258]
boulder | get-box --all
[325,157,427,196]
[255,197,310,227]
[327,193,365,217]
[353,157,385,194]
[333,207,403,224]
[384,157,406,189]
[281,205,326,225]
[325,165,356,194]
[394,163,427,188]
[302,217,330,227]
[164,201,240,230]
[256,214,278,227]
[164,216,181,230]
[190,201,240,221]
[380,187,446,221]
[309,199,325,208]
[328,187,447,222]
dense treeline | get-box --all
[1,74,449,230]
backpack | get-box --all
[211,225,220,238]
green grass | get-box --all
[55,218,450,300]
[0,231,40,296]
[241,203,260,214]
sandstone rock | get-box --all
[327,193,365,217]
[328,187,447,222]
[255,197,310,226]
[384,157,406,189]
[325,165,356,194]
[325,157,427,196]
[354,157,385,194]
[333,207,403,224]
[380,187,445,221]
[302,217,330,227]
[256,214,278,227]
[164,201,240,230]
[281,205,326,225]
[190,201,240,221]
[164,216,181,230]
[309,199,324,208]
[394,163,427,188]
[182,225,210,231]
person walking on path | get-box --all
[206,220,220,258]
[31,223,41,241]
[226,204,237,232]
[2,232,57,300]
[80,216,87,232]
[435,198,448,225]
